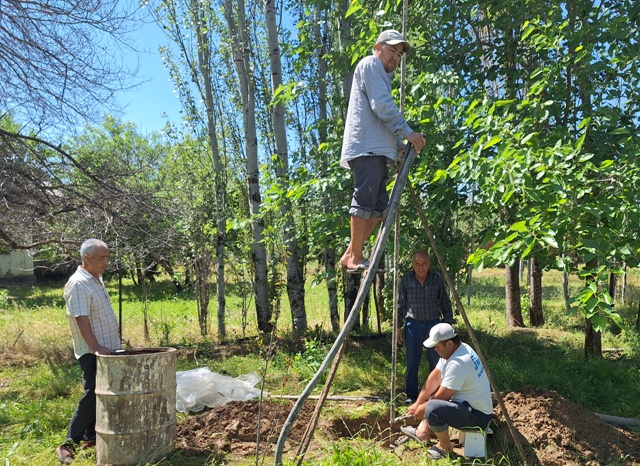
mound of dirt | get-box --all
[175,387,640,465]
[493,386,640,465]
[175,399,318,459]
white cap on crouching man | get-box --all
[376,29,411,53]
[423,323,457,348]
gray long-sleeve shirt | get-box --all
[340,55,414,169]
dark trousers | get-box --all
[425,399,492,433]
[404,318,440,399]
[65,353,97,445]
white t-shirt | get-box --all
[436,342,493,415]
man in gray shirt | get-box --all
[339,29,426,273]
[397,251,453,404]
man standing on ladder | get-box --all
[339,29,426,273]
[397,251,453,404]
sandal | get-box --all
[56,444,75,464]
[346,260,370,274]
[400,425,428,444]
[81,439,96,449]
[428,445,450,459]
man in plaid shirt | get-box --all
[56,239,121,464]
[397,251,453,404]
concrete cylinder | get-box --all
[95,347,176,466]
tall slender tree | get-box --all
[223,0,271,332]
[264,0,307,335]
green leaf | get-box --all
[618,246,631,255]
[510,221,528,233]
[432,169,448,183]
[466,100,480,114]
[611,127,630,135]
[542,235,558,248]
[520,132,536,145]
[521,24,535,41]
[521,238,535,258]
[576,131,587,150]
[483,136,502,150]
[589,314,608,332]
[345,2,362,18]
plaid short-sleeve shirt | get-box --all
[64,266,121,358]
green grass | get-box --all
[0,267,639,465]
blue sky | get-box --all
[117,19,183,134]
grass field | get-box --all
[0,266,639,465]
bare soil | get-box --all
[176,386,640,465]
[492,386,640,466]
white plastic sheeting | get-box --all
[175,368,264,413]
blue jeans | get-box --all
[404,318,440,400]
[425,399,492,433]
[65,353,97,445]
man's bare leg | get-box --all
[340,215,378,269]
[414,419,432,442]
[432,428,453,453]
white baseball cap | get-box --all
[423,323,457,348]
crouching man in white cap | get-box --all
[400,323,493,459]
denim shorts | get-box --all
[348,155,390,219]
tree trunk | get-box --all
[620,264,626,304]
[584,317,602,357]
[344,273,361,331]
[314,8,339,332]
[608,272,617,304]
[194,254,211,336]
[161,262,183,293]
[223,0,271,332]
[264,0,306,336]
[505,260,524,327]
[140,268,149,341]
[361,287,370,331]
[135,260,144,288]
[519,258,525,282]
[562,270,570,312]
[326,249,340,333]
[466,263,473,307]
[529,257,544,327]
[190,0,227,339]
[374,271,385,326]
[338,0,353,102]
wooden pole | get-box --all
[408,182,530,465]
[390,0,409,429]
[294,341,346,465]
[273,146,418,465]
